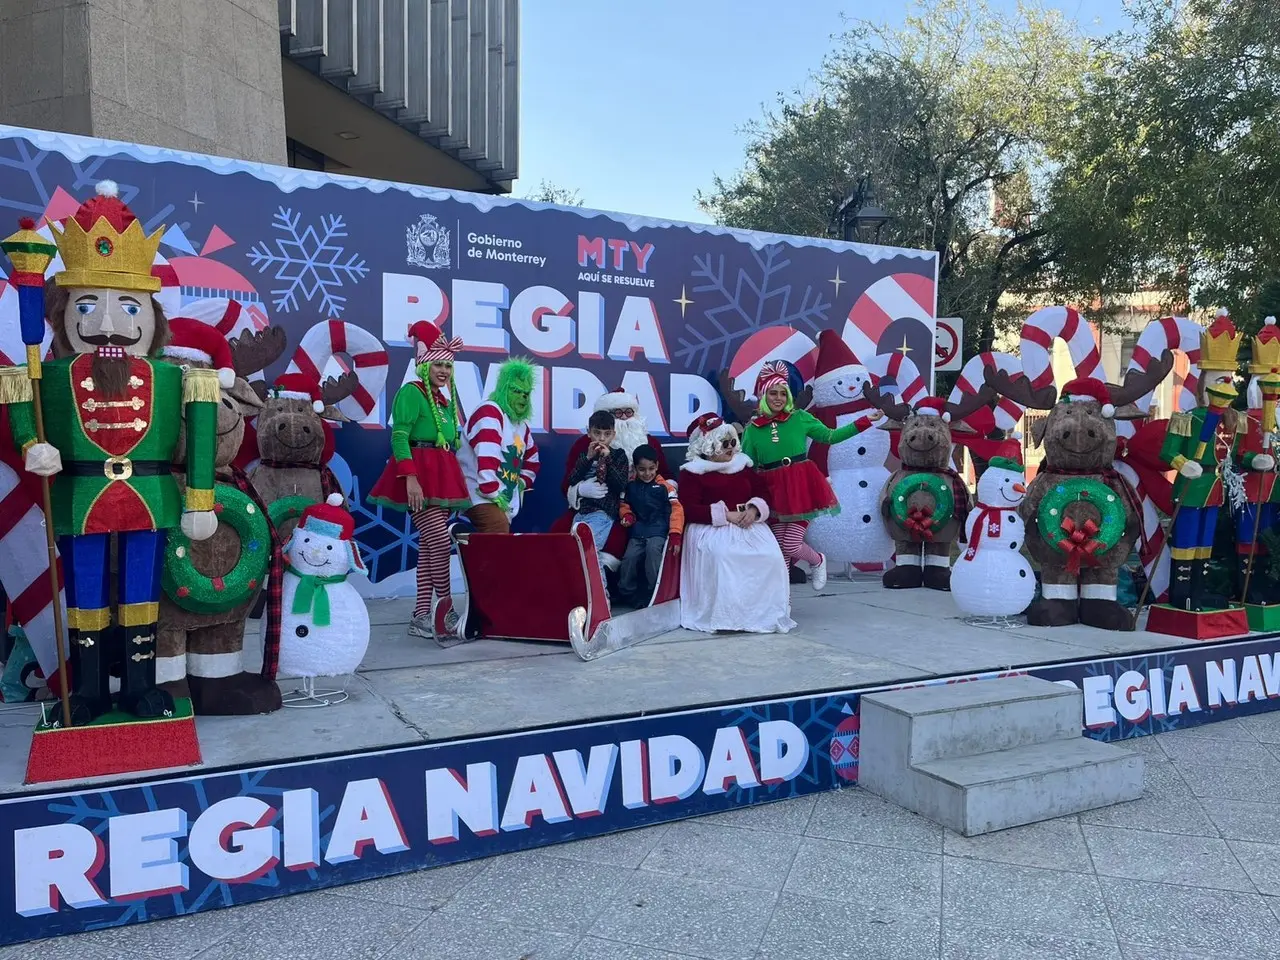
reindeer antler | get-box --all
[943,384,997,423]
[862,382,912,422]
[229,327,288,379]
[321,370,360,406]
[716,370,758,425]
[983,367,1058,410]
[1109,350,1175,410]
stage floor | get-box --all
[0,579,1247,796]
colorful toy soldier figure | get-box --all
[1236,315,1280,603]
[1160,309,1242,611]
[4,181,218,724]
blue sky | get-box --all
[516,1,1127,224]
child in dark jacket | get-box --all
[567,410,630,589]
[618,445,685,606]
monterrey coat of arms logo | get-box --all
[406,213,451,269]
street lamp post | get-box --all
[835,176,891,244]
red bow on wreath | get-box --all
[1057,517,1103,573]
[905,505,936,540]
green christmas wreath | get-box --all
[268,494,316,532]
[163,484,271,614]
[1037,477,1126,571]
[890,472,955,540]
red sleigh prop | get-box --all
[438,523,681,660]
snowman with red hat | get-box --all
[272,493,371,704]
[950,440,1036,617]
[805,330,896,573]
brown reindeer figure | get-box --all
[864,390,993,590]
[983,358,1174,630]
[157,323,283,715]
[248,368,357,544]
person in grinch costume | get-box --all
[741,361,879,591]
[5,181,218,724]
[368,321,472,638]
[457,356,540,534]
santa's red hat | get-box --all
[594,385,640,414]
[294,493,364,572]
[163,317,236,388]
[913,396,951,422]
[811,330,862,385]
[409,320,464,362]
[687,412,725,439]
[1061,377,1115,418]
[271,372,325,413]
[987,438,1024,473]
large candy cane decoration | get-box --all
[1121,315,1203,435]
[287,319,390,422]
[946,351,1025,431]
[1019,306,1101,389]
[866,350,928,407]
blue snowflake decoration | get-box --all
[675,244,831,373]
[346,470,450,582]
[246,208,369,316]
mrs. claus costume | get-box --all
[678,413,795,634]
[368,321,470,633]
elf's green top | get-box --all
[390,381,460,475]
[743,409,862,466]
[4,354,217,535]
[1160,407,1227,508]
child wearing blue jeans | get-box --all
[567,410,630,592]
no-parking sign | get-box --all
[935,317,963,371]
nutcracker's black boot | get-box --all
[66,628,112,725]
[1168,559,1194,610]
[118,623,175,719]
[1190,559,1229,612]
[1240,555,1270,605]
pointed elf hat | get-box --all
[295,493,364,572]
[986,438,1024,474]
[1060,377,1114,418]
[164,318,236,388]
[812,330,861,384]
[271,371,325,413]
[409,320,464,362]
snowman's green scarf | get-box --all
[285,560,348,627]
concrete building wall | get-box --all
[0,0,287,165]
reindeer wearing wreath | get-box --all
[983,362,1174,630]
[157,322,285,714]
[861,391,993,590]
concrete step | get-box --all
[861,676,1080,765]
[910,738,1144,836]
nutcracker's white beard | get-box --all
[612,415,649,459]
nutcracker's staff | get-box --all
[1242,374,1280,603]
[0,219,71,728]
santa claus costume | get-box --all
[368,321,470,635]
[742,361,878,591]
[550,387,671,569]
[678,414,794,634]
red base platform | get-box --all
[1145,604,1251,641]
[24,697,202,784]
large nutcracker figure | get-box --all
[1159,309,1242,612]
[1236,316,1280,606]
[3,181,218,725]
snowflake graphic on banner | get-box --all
[716,695,848,807]
[675,244,831,373]
[246,207,369,316]
[346,471,422,582]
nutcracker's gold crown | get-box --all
[1200,309,1244,372]
[50,181,162,293]
[1251,316,1280,375]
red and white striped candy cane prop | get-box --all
[1019,306,1101,390]
[866,350,928,406]
[1111,456,1170,603]
[1119,315,1202,437]
[287,319,390,423]
[946,351,1025,431]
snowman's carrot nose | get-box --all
[1012,482,1026,494]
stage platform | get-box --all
[0,577,1260,796]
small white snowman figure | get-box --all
[270,493,371,705]
[951,441,1037,618]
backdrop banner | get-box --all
[0,125,939,587]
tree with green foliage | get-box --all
[521,180,584,207]
[698,0,1102,356]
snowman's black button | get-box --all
[857,447,866,455]
[859,480,868,488]
[1018,569,1027,577]
[862,514,872,523]
[295,625,309,638]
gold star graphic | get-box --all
[674,285,693,317]
[895,336,912,358]
[829,268,845,296]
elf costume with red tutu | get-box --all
[368,321,470,636]
[742,361,880,591]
